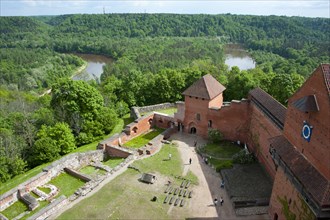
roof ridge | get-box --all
[203,74,211,99]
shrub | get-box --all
[208,128,223,143]
[232,150,256,164]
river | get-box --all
[73,45,254,81]
[72,54,112,81]
[224,44,255,70]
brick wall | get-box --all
[124,114,154,137]
[105,145,132,158]
[284,66,330,179]
[269,167,316,220]
[183,95,211,136]
[247,103,283,179]
[209,100,249,141]
[153,113,175,129]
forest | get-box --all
[0,13,329,183]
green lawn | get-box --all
[0,114,134,195]
[123,127,165,148]
[0,200,28,219]
[200,141,241,172]
[49,173,86,197]
[57,144,194,219]
[141,107,177,116]
[22,200,49,220]
[208,158,233,172]
[132,144,182,177]
[102,157,125,168]
[202,141,242,158]
[38,186,51,194]
[79,166,107,176]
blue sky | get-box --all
[1,0,329,18]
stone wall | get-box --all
[0,150,104,212]
[131,103,176,119]
[106,145,133,158]
[64,168,92,182]
[27,195,68,220]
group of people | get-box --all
[214,197,224,206]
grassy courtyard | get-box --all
[123,127,165,148]
[79,166,107,176]
[57,144,195,219]
[102,157,125,168]
[141,107,177,116]
[200,141,242,171]
[1,200,28,219]
[49,172,86,197]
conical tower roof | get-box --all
[182,74,226,100]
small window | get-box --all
[195,97,198,99]
[208,120,212,128]
[189,96,192,98]
[196,113,200,121]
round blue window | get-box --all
[301,122,312,142]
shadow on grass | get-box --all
[123,115,134,129]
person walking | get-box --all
[220,197,224,206]
[214,198,218,206]
[189,158,192,164]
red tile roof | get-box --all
[249,88,286,129]
[182,74,226,100]
[321,64,330,96]
[270,135,330,208]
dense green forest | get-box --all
[0,14,329,183]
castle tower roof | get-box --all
[182,74,226,100]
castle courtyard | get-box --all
[51,132,270,219]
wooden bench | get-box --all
[169,196,175,205]
[180,180,186,188]
[164,195,170,203]
[174,198,180,206]
[180,199,185,207]
[179,189,184,196]
[188,191,193,198]
[164,186,171,193]
[185,181,191,189]
[183,190,188,197]
[174,188,179,195]
[169,187,174,194]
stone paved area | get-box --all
[170,132,270,220]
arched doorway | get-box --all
[190,127,197,134]
[273,213,278,220]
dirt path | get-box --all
[170,132,270,220]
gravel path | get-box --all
[170,132,270,220]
